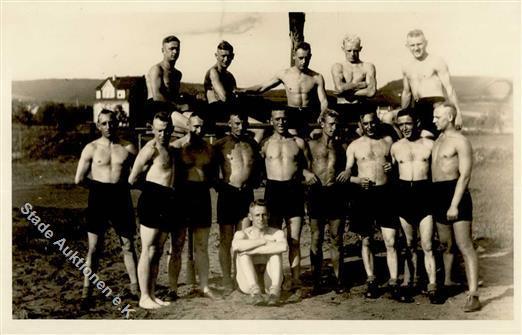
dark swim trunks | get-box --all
[265,179,305,222]
[86,179,135,238]
[396,180,433,225]
[432,179,473,224]
[414,97,445,136]
[178,181,212,228]
[285,106,318,136]
[335,99,373,125]
[350,184,399,236]
[205,101,235,124]
[137,181,178,232]
[307,184,347,220]
[217,183,254,225]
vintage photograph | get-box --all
[1,1,520,333]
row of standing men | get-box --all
[76,103,479,312]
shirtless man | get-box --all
[213,110,262,294]
[307,109,347,295]
[243,42,328,136]
[205,40,237,105]
[390,108,438,303]
[74,109,138,310]
[232,200,288,306]
[172,111,219,299]
[336,109,399,299]
[331,35,376,127]
[146,35,190,132]
[401,29,462,137]
[204,41,263,141]
[262,109,319,296]
[431,103,480,312]
[128,112,181,309]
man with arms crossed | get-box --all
[204,41,263,141]
[331,35,376,128]
[213,110,263,294]
[128,112,183,309]
[232,200,288,306]
[242,42,328,137]
[146,35,191,132]
[390,108,439,303]
[75,109,138,310]
[432,103,480,312]
[307,109,347,295]
[401,29,462,137]
[262,109,318,297]
[172,111,219,299]
[337,109,399,299]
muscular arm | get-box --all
[401,68,413,109]
[436,60,462,128]
[243,73,283,94]
[298,138,319,184]
[331,63,366,94]
[128,145,154,186]
[209,68,230,102]
[390,143,397,166]
[232,231,265,252]
[124,142,138,177]
[249,140,265,188]
[148,65,167,102]
[449,138,473,213]
[316,74,329,113]
[232,230,288,255]
[74,144,94,185]
[354,63,376,98]
[336,143,355,183]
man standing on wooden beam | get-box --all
[240,36,328,138]
[331,34,377,135]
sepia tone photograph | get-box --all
[1,1,520,333]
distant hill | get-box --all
[11,78,209,105]
[377,76,513,107]
[12,79,101,105]
[12,76,512,107]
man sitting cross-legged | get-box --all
[232,200,288,306]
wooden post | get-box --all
[289,12,305,66]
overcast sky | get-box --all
[3,2,520,90]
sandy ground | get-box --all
[11,185,513,321]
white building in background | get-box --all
[93,75,146,126]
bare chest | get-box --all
[406,62,437,81]
[284,73,316,94]
[181,145,212,167]
[153,146,173,169]
[163,71,180,92]
[266,140,300,161]
[395,142,431,163]
[432,139,457,164]
[224,142,255,165]
[311,142,337,163]
[343,63,367,82]
[92,145,128,168]
[355,140,389,162]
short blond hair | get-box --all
[435,102,457,119]
[342,34,362,48]
[406,29,426,40]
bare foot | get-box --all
[153,297,171,306]
[139,296,162,309]
[444,280,463,287]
